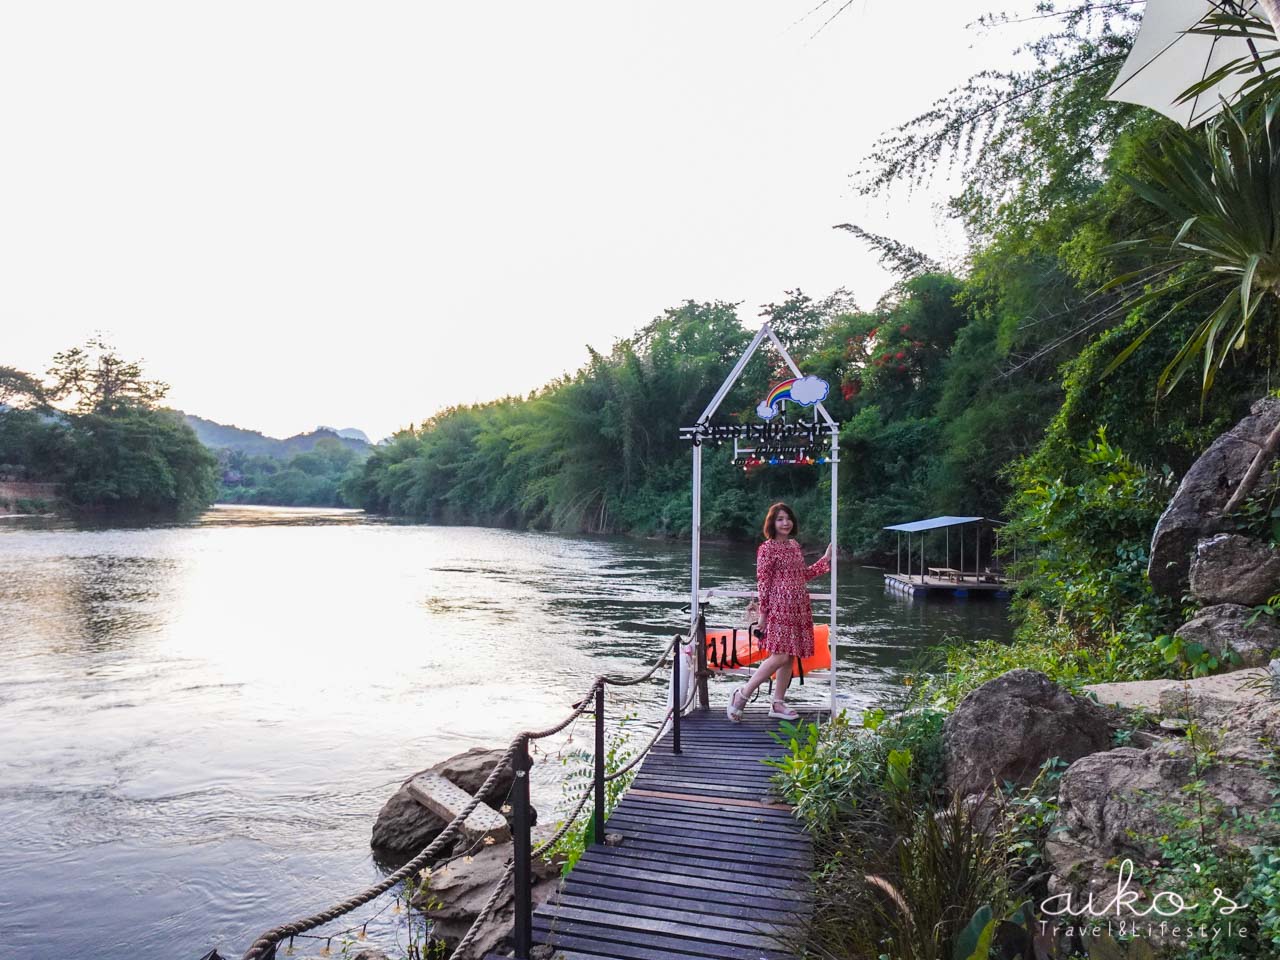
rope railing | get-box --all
[238,630,698,960]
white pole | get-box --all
[828,427,839,715]
[691,444,702,633]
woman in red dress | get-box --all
[727,502,831,722]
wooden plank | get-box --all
[547,894,801,937]
[629,787,791,811]
[569,856,809,901]
[573,847,809,886]
[609,832,811,867]
[623,792,798,821]
[537,903,785,950]
[405,771,510,843]
[565,862,783,904]
[556,879,802,922]
[534,918,794,960]
[604,814,805,851]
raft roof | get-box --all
[884,515,985,533]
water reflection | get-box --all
[0,506,1012,959]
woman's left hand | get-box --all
[822,543,833,563]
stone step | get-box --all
[406,771,510,843]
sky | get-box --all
[1,1,1045,441]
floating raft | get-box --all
[884,573,1011,599]
[493,708,818,960]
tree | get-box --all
[0,366,47,409]
[46,337,169,414]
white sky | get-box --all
[1,1,1043,441]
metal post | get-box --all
[511,735,533,960]
[694,612,709,711]
[593,682,606,845]
[691,444,702,634]
[671,636,682,754]
[828,437,839,714]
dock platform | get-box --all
[884,572,1011,599]
[503,708,816,960]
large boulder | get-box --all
[372,747,515,856]
[1046,702,1280,904]
[1174,603,1280,669]
[1149,397,1280,597]
[1189,533,1280,606]
[371,786,446,857]
[943,669,1112,797]
[413,836,559,959]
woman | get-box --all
[727,501,831,722]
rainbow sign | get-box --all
[756,375,829,420]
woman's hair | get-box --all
[762,502,797,540]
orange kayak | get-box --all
[703,624,831,674]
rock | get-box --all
[943,669,1112,797]
[1174,603,1280,669]
[1083,678,1169,712]
[371,784,446,856]
[434,746,515,802]
[1189,533,1280,606]
[372,746,517,856]
[1156,669,1272,720]
[1046,703,1280,905]
[413,841,558,959]
[1086,669,1272,721]
[1148,397,1280,596]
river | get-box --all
[0,505,1013,959]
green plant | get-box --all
[548,715,636,874]
[765,714,875,834]
[1156,632,1243,678]
[1103,96,1280,400]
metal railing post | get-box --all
[511,735,533,960]
[694,611,710,711]
[671,635,682,755]
[593,682,606,845]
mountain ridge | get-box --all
[181,412,372,459]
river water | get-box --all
[0,506,1012,959]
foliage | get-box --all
[0,344,216,515]
[218,438,363,507]
[1155,632,1244,679]
[64,408,218,512]
[549,715,636,875]
[768,707,1025,960]
[1006,428,1176,647]
[45,336,170,414]
[855,2,1145,243]
[1103,96,1280,399]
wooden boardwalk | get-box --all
[511,708,815,960]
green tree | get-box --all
[46,337,169,414]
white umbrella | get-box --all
[1107,0,1280,127]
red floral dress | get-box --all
[756,538,830,657]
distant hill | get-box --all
[318,425,371,443]
[181,413,372,459]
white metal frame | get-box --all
[684,322,840,712]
